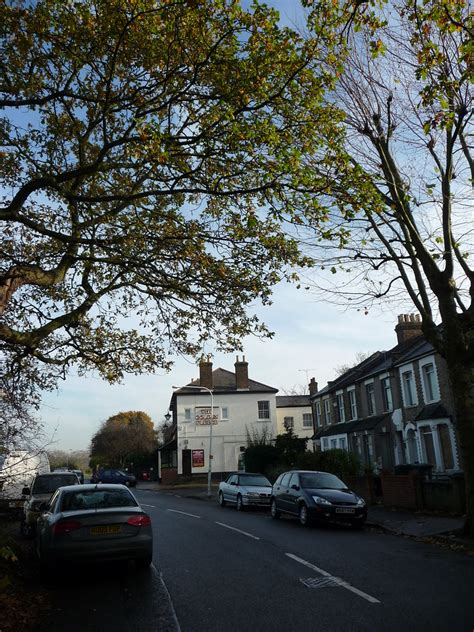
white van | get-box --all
[0,450,50,510]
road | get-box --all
[136,488,474,632]
[42,487,474,632]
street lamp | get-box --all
[172,384,214,498]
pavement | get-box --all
[137,481,467,540]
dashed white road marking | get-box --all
[140,503,156,508]
[286,553,380,604]
[167,509,201,519]
[215,522,260,540]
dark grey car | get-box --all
[36,484,153,576]
[270,470,367,527]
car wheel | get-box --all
[299,503,310,526]
[236,494,245,511]
[270,499,281,520]
[218,491,226,507]
[136,554,153,570]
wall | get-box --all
[276,405,314,439]
[175,391,277,475]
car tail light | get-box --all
[52,519,82,535]
[127,514,151,527]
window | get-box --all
[324,398,332,424]
[184,408,191,421]
[337,393,345,423]
[381,377,393,412]
[339,437,346,450]
[421,362,438,402]
[330,438,337,449]
[366,382,376,416]
[284,416,294,430]
[322,437,329,449]
[257,400,270,420]
[348,389,357,420]
[221,407,229,421]
[402,370,416,406]
[315,401,322,427]
[303,413,313,428]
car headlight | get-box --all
[356,497,366,507]
[312,496,332,506]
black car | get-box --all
[90,469,136,487]
[270,470,367,528]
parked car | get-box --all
[21,471,80,537]
[218,472,272,510]
[270,470,367,528]
[36,484,152,576]
[90,468,136,487]
[70,469,84,484]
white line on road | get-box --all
[215,522,260,540]
[141,504,156,508]
[167,509,201,519]
[285,553,380,604]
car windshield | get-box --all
[60,489,138,511]
[299,472,347,490]
[239,475,271,486]
[32,475,77,494]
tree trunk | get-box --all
[445,356,474,537]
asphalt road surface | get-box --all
[137,488,474,632]
[43,488,474,632]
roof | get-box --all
[314,413,391,438]
[310,332,431,400]
[416,403,450,421]
[157,438,177,452]
[276,395,311,408]
[174,368,278,395]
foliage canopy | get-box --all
[0,0,340,390]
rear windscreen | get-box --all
[61,489,138,511]
[32,475,78,493]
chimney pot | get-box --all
[309,377,318,396]
[235,356,249,390]
[395,313,422,345]
[199,359,213,390]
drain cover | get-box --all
[300,576,342,589]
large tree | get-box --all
[0,0,338,391]
[301,1,473,533]
[90,410,157,468]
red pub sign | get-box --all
[192,449,205,468]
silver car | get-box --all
[36,484,153,577]
[218,472,272,511]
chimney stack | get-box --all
[235,355,249,390]
[395,313,422,345]
[309,377,318,396]
[199,357,213,390]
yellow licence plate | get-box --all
[90,525,121,535]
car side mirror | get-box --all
[291,484,300,491]
[22,487,30,496]
[230,481,236,486]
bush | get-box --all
[296,449,360,480]
[243,445,281,477]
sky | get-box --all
[39,283,404,452]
